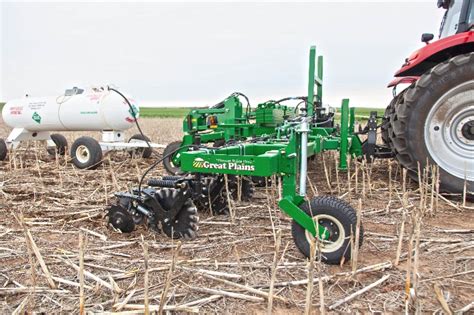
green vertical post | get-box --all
[339,99,350,170]
[349,107,355,134]
[317,55,323,105]
[307,46,316,117]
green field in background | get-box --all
[0,104,384,120]
[139,107,191,118]
[138,106,385,119]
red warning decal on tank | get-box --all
[10,106,23,115]
[88,94,101,102]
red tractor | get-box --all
[383,0,473,199]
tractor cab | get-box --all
[438,0,474,38]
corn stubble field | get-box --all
[0,117,473,314]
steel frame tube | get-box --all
[299,118,309,196]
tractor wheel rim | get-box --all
[304,214,346,253]
[76,145,90,163]
[424,80,474,181]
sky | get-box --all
[0,1,445,108]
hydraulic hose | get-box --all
[107,86,153,154]
[106,86,193,196]
[137,144,195,194]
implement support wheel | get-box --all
[291,196,363,265]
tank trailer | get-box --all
[0,86,165,169]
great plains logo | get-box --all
[193,158,205,168]
[192,158,255,171]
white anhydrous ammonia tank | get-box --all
[2,87,139,132]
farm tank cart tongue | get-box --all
[107,46,370,265]
[383,0,474,199]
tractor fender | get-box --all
[392,31,474,78]
[387,76,419,88]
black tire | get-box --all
[0,139,7,161]
[47,133,68,156]
[381,96,397,147]
[384,88,409,153]
[156,188,199,240]
[291,196,363,265]
[128,134,152,158]
[70,136,103,170]
[213,139,226,147]
[388,53,474,198]
[163,141,183,175]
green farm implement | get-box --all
[107,46,386,264]
[162,95,310,175]
[162,70,335,175]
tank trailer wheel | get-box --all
[163,141,183,175]
[388,52,474,199]
[47,133,68,156]
[106,205,136,233]
[0,139,7,161]
[71,136,103,170]
[128,134,152,158]
[154,188,199,240]
[291,196,363,265]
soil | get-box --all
[0,117,473,313]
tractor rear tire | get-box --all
[382,89,407,151]
[0,139,7,161]
[388,53,474,199]
[47,133,68,156]
[163,141,183,175]
[71,137,103,170]
[291,196,363,265]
